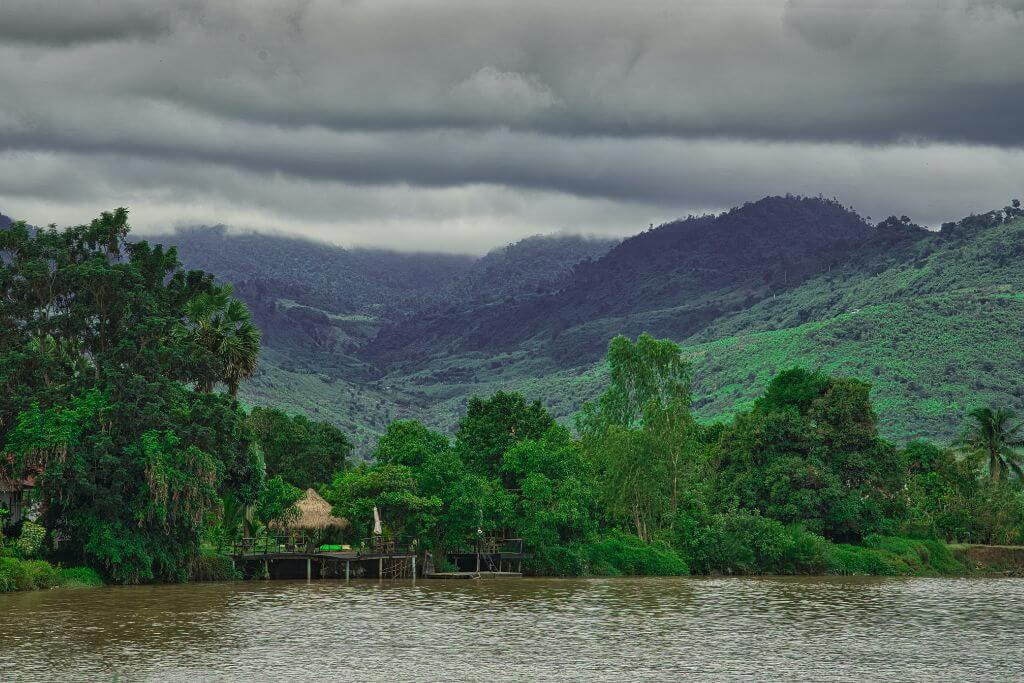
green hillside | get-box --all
[185,199,1024,453]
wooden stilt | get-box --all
[306,557,311,581]
[379,556,383,579]
[345,560,350,580]
[412,555,416,580]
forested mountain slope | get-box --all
[366,196,871,366]
[136,226,617,450]
[682,209,1024,440]
[358,198,1024,447]
[19,197,1017,452]
[149,225,478,316]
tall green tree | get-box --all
[502,426,597,572]
[0,211,264,582]
[376,419,514,555]
[455,391,554,480]
[577,332,692,431]
[248,407,351,489]
[578,334,697,538]
[958,407,1024,482]
[323,463,442,543]
[711,368,905,542]
[179,285,261,396]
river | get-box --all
[1,576,1020,681]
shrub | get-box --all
[862,535,963,574]
[189,551,239,582]
[0,557,29,591]
[57,567,104,588]
[13,521,46,558]
[525,544,588,577]
[0,557,59,592]
[675,510,828,575]
[823,536,964,576]
[584,531,689,576]
[823,544,905,576]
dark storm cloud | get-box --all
[0,0,196,45]
[0,0,1022,251]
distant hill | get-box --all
[368,196,871,366]
[18,196,1020,452]
[353,196,1022,448]
[137,226,617,449]
[146,225,478,317]
[442,234,618,306]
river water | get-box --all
[1,576,1020,681]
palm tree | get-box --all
[180,286,260,397]
[219,298,261,397]
[959,407,1024,482]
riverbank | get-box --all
[0,556,102,592]
[5,539,1023,594]
[951,543,1024,576]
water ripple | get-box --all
[0,576,1020,682]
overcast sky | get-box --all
[1,0,1023,253]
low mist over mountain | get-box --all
[102,196,1024,452]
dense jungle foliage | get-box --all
[2,210,1023,588]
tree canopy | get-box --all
[0,211,264,582]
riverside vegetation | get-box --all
[2,210,1024,591]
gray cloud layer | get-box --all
[1,0,1022,251]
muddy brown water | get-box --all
[1,576,1021,681]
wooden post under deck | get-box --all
[379,556,383,579]
[412,555,416,579]
[306,557,311,581]
[346,560,350,580]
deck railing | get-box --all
[359,536,414,555]
[230,535,415,556]
[231,535,315,556]
[453,536,525,555]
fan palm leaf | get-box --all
[959,407,1024,482]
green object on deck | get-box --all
[318,544,343,552]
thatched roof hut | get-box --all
[271,488,350,532]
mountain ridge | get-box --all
[8,196,1020,453]
[151,196,1024,451]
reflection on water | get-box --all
[1,576,1020,681]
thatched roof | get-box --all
[272,488,350,531]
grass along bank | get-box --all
[0,557,102,593]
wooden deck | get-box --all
[230,536,419,580]
[228,536,531,580]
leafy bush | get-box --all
[57,567,104,588]
[525,544,589,577]
[0,557,59,592]
[584,531,689,576]
[189,551,239,582]
[674,509,828,575]
[13,521,46,558]
[823,536,964,576]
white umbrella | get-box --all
[372,505,383,536]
